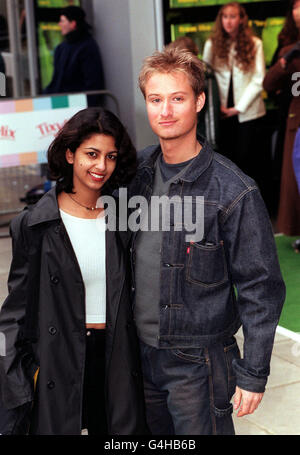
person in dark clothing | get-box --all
[263,0,300,236]
[0,15,9,52]
[44,6,105,98]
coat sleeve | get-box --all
[235,38,266,114]
[221,188,285,393]
[202,39,213,66]
[263,44,300,94]
[0,211,37,411]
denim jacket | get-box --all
[129,137,285,393]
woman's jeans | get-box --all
[139,336,240,435]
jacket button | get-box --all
[48,326,57,335]
[131,371,138,378]
[54,226,60,234]
[50,275,60,284]
[164,263,171,267]
[47,380,55,389]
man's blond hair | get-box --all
[139,46,205,99]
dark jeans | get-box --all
[82,329,107,435]
[139,337,240,435]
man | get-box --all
[128,47,285,435]
[44,6,104,96]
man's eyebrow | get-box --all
[147,91,188,97]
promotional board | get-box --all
[37,0,80,8]
[170,0,279,7]
[0,94,87,168]
[171,22,214,58]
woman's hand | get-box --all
[221,106,239,118]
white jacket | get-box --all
[203,37,266,123]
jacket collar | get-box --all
[27,186,61,227]
[138,135,214,183]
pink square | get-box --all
[0,154,20,167]
[0,101,16,114]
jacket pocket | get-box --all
[170,347,207,365]
[186,242,227,287]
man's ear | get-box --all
[196,92,206,113]
[65,149,74,164]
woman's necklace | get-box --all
[67,193,98,211]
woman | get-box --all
[263,0,300,237]
[0,107,147,435]
[203,2,266,178]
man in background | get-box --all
[44,6,104,97]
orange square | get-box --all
[15,99,34,112]
[19,152,37,165]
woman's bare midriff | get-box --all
[86,323,106,330]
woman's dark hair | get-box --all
[278,0,300,47]
[47,107,137,194]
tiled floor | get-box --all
[0,227,299,435]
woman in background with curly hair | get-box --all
[203,2,266,178]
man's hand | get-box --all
[233,386,264,417]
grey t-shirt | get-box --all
[133,154,196,347]
[159,153,195,182]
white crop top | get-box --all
[60,209,106,324]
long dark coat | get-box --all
[0,188,147,435]
[263,44,300,235]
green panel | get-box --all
[275,235,300,333]
[51,96,69,109]
[171,22,214,58]
[37,0,80,8]
[170,0,279,7]
[38,23,63,90]
[262,17,285,67]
